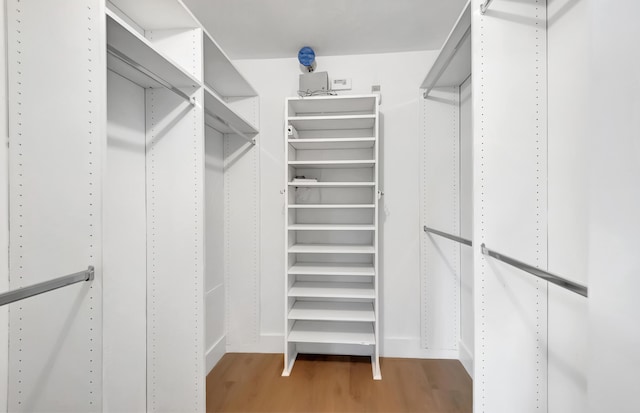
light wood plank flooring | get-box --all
[206,353,472,412]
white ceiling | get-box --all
[182,0,468,60]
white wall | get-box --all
[232,50,439,356]
[547,0,588,411]
[587,1,640,412]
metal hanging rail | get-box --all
[423,226,472,247]
[481,244,588,297]
[204,107,256,145]
[0,266,95,307]
[480,0,495,14]
[107,45,195,106]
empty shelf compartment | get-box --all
[288,301,375,322]
[288,137,375,150]
[288,224,375,231]
[288,263,375,277]
[288,160,375,169]
[288,96,377,117]
[288,204,375,209]
[288,181,375,188]
[288,320,375,345]
[288,244,375,254]
[288,281,375,299]
[289,115,375,131]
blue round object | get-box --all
[298,47,315,67]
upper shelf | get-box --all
[420,0,471,95]
[203,34,257,98]
[106,11,200,89]
[107,0,258,99]
[287,95,378,117]
[204,86,258,135]
[108,0,199,31]
[289,115,376,131]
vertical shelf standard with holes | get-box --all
[283,95,381,380]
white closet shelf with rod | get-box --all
[204,86,258,145]
[421,0,471,98]
[0,267,94,307]
[481,244,588,297]
[106,11,200,103]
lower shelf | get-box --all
[288,320,375,345]
[288,301,375,322]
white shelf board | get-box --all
[288,263,375,277]
[106,11,200,89]
[289,282,375,299]
[288,160,375,169]
[288,204,375,209]
[288,224,375,231]
[108,0,198,30]
[288,244,375,254]
[289,115,376,131]
[287,95,377,117]
[288,302,375,322]
[203,33,257,97]
[204,86,258,135]
[288,321,375,345]
[288,182,375,188]
[288,137,375,150]
[421,1,471,91]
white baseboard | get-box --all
[226,333,284,353]
[206,336,226,374]
[226,335,459,360]
[458,340,473,378]
[382,337,458,359]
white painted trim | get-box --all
[226,334,284,354]
[459,340,473,378]
[206,336,227,375]
[382,337,458,359]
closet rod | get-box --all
[480,0,495,14]
[481,244,588,297]
[0,266,95,307]
[204,108,256,145]
[424,226,472,246]
[106,45,195,106]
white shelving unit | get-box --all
[283,95,381,380]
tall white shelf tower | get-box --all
[282,95,381,380]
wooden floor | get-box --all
[206,353,472,413]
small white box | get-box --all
[299,71,329,94]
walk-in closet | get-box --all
[0,0,638,412]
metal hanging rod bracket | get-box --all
[0,266,95,307]
[423,225,472,246]
[204,107,256,145]
[480,0,494,14]
[106,45,195,106]
[481,244,588,297]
